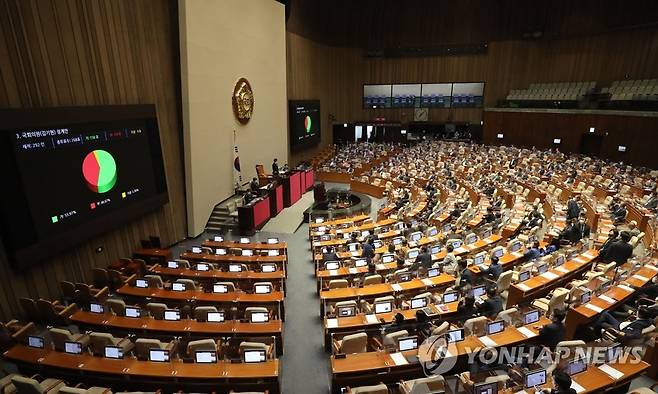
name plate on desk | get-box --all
[584,303,604,313]
[646,265,658,272]
[632,274,649,282]
[598,364,624,380]
[478,336,497,348]
[389,352,408,366]
[422,278,434,286]
[365,314,379,324]
[517,283,531,292]
[599,295,616,304]
[376,264,385,270]
[583,251,595,259]
[518,327,537,338]
[540,272,559,280]
[326,318,338,329]
[555,266,569,274]
[391,284,403,291]
[348,267,358,275]
[617,284,634,293]
[329,270,338,276]
[571,381,585,393]
[573,257,585,264]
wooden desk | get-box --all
[309,214,370,230]
[201,240,288,251]
[178,253,287,274]
[133,248,172,263]
[565,262,658,338]
[4,344,280,393]
[506,250,598,307]
[150,265,285,290]
[69,310,284,355]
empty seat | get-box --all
[146,303,168,320]
[10,375,65,394]
[135,338,176,361]
[49,327,90,352]
[89,332,134,357]
[333,332,368,354]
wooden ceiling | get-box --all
[287,0,658,49]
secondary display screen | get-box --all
[289,100,321,152]
[0,105,168,269]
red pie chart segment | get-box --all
[82,150,117,193]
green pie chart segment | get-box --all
[304,116,312,133]
[82,150,117,193]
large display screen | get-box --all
[0,105,168,269]
[289,100,321,152]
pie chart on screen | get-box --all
[304,115,312,133]
[82,150,117,193]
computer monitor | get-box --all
[410,232,422,242]
[125,307,141,318]
[428,227,438,237]
[524,369,547,388]
[473,254,485,266]
[430,245,441,254]
[268,249,280,256]
[206,312,224,323]
[474,382,498,394]
[398,272,411,282]
[135,279,148,288]
[196,263,210,271]
[408,249,419,259]
[518,270,531,282]
[567,358,587,376]
[64,341,82,354]
[398,336,418,351]
[239,237,250,244]
[343,233,351,239]
[216,248,227,255]
[483,229,493,238]
[410,297,427,309]
[373,240,383,249]
[229,264,242,272]
[487,320,505,335]
[267,237,279,244]
[242,249,254,256]
[164,310,180,321]
[396,222,405,230]
[361,230,371,237]
[447,328,465,343]
[443,291,459,304]
[318,226,327,232]
[580,290,591,304]
[149,349,169,362]
[191,247,202,254]
[195,351,217,363]
[213,284,229,293]
[244,349,266,363]
[524,310,540,325]
[374,301,393,314]
[315,217,324,223]
[382,254,395,263]
[242,308,269,324]
[466,234,477,244]
[104,346,122,359]
[172,282,186,292]
[392,237,403,246]
[89,303,104,314]
[348,243,358,252]
[536,264,548,274]
[338,305,356,317]
[555,255,565,267]
[472,285,486,298]
[451,239,462,249]
[214,235,224,242]
[510,241,521,252]
[325,261,340,270]
[354,258,368,267]
[427,268,439,278]
[493,248,504,258]
[167,261,179,269]
[262,264,276,273]
[255,284,271,294]
[27,336,44,349]
[443,223,452,232]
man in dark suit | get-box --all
[612,202,627,223]
[322,246,338,262]
[362,237,375,261]
[593,306,653,341]
[482,255,502,280]
[457,259,474,287]
[414,246,432,270]
[598,229,619,262]
[574,217,591,241]
[606,231,634,265]
[272,158,279,176]
[645,192,658,210]
[566,196,581,221]
[536,309,566,350]
[457,296,479,319]
[250,177,259,192]
[477,285,503,318]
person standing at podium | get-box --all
[272,158,279,176]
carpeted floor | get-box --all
[261,191,315,234]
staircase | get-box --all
[205,197,242,233]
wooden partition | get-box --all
[484,109,658,169]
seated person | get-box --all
[482,255,502,280]
[535,309,566,350]
[438,244,458,273]
[592,306,653,342]
[457,295,478,319]
[477,285,503,318]
[457,259,474,287]
[605,231,634,266]
[523,241,544,261]
[322,246,338,262]
[414,246,432,270]
[612,202,628,223]
[540,370,576,394]
[598,229,619,262]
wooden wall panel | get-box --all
[0,0,186,321]
[483,109,658,169]
[287,27,658,161]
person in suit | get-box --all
[322,246,338,263]
[536,308,566,350]
[482,255,502,280]
[645,192,658,210]
[457,296,478,319]
[271,158,279,176]
[606,231,634,266]
[523,240,544,261]
[250,177,259,192]
[457,259,474,287]
[362,237,375,260]
[541,370,576,394]
[477,285,503,318]
[592,306,653,341]
[575,217,591,241]
[414,246,432,270]
[566,196,581,221]
[612,202,627,223]
[598,229,619,262]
